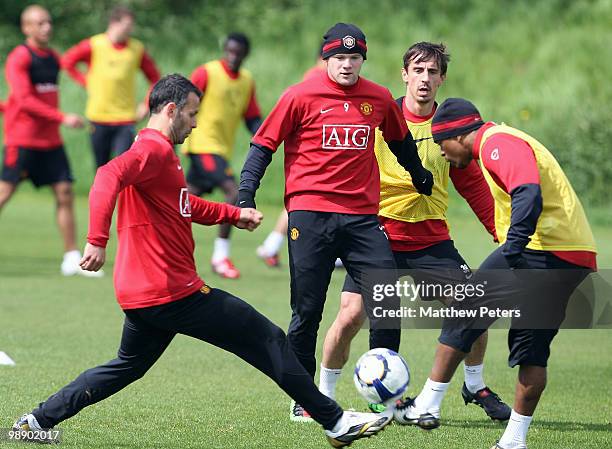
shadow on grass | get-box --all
[443,418,611,432]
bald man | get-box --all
[1,5,101,277]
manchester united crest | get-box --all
[360,102,373,115]
[290,227,300,241]
[342,35,356,49]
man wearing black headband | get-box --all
[395,97,597,449]
[238,22,433,425]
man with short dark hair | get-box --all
[62,5,160,168]
[183,32,262,279]
[13,74,391,449]
[239,23,433,422]
[0,4,97,278]
[394,97,597,449]
[319,42,510,424]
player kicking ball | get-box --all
[12,74,390,448]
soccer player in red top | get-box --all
[239,23,434,421]
[320,42,510,423]
[13,74,392,448]
[394,98,597,449]
[0,5,99,278]
[62,5,160,168]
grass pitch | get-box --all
[0,188,611,448]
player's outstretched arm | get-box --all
[237,143,273,208]
[387,134,434,195]
[80,243,106,272]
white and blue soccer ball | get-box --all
[353,348,410,404]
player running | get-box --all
[62,5,160,168]
[0,5,99,278]
[393,98,597,449]
[319,42,510,422]
[183,32,263,279]
[12,74,391,448]
[238,23,433,422]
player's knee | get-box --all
[54,184,74,207]
[337,293,366,334]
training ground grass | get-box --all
[0,188,611,448]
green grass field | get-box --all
[0,187,611,448]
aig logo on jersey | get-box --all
[322,125,371,150]
[179,188,192,217]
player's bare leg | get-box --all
[53,181,102,278]
[51,181,77,252]
[490,366,545,449]
[211,178,240,278]
[257,208,288,267]
[0,180,17,213]
[319,292,366,399]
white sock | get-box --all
[498,409,532,449]
[329,411,348,434]
[212,238,230,263]
[27,414,44,431]
[413,378,450,418]
[319,365,342,400]
[63,249,80,261]
[261,231,284,256]
[464,363,486,393]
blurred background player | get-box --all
[319,42,510,422]
[62,5,160,169]
[239,23,433,421]
[394,98,597,448]
[256,42,331,268]
[0,4,100,278]
[183,32,262,279]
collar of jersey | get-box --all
[321,72,361,93]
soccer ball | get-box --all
[353,348,410,404]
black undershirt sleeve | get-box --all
[387,132,433,195]
[502,183,543,265]
[237,143,273,208]
[245,117,263,135]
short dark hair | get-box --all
[149,74,202,114]
[225,32,250,55]
[403,42,450,75]
[109,5,134,23]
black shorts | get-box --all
[1,145,73,187]
[438,246,591,367]
[186,153,235,195]
[343,240,471,301]
[90,122,135,168]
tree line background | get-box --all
[0,0,610,222]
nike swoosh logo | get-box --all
[239,201,246,205]
[320,108,334,114]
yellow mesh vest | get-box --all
[479,124,596,252]
[377,115,450,223]
[182,61,254,158]
[85,34,144,122]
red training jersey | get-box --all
[252,74,408,214]
[87,128,241,310]
[4,43,64,148]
